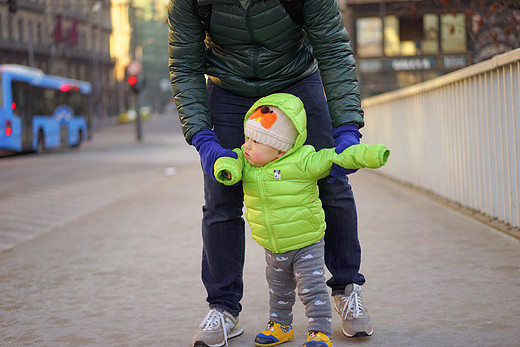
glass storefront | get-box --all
[357,13,466,57]
[356,17,382,57]
[441,13,467,52]
[355,11,468,97]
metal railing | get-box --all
[361,48,520,230]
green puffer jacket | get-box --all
[168,0,364,144]
[213,93,389,253]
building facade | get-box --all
[130,0,171,113]
[0,0,121,125]
[341,0,519,98]
[341,0,471,97]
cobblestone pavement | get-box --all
[1,114,519,346]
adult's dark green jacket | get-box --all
[168,0,364,144]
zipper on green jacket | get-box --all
[257,165,278,253]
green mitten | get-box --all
[339,144,390,169]
[214,156,242,186]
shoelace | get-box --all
[340,290,364,319]
[200,309,229,346]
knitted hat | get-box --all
[244,105,298,152]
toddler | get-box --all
[214,93,389,347]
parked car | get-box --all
[117,107,151,123]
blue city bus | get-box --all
[0,64,92,155]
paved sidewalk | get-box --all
[1,114,519,346]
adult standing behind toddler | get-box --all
[168,1,375,346]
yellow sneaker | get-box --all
[302,331,333,347]
[254,320,294,346]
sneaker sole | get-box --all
[193,326,244,347]
[342,327,373,338]
[254,335,294,346]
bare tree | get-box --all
[441,0,520,62]
[390,0,519,62]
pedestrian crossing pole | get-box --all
[126,60,145,141]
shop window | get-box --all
[356,17,382,57]
[384,16,399,56]
[441,13,466,52]
[384,16,416,56]
[400,17,424,41]
[385,14,439,56]
[422,14,439,54]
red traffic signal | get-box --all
[127,75,138,86]
[127,74,144,94]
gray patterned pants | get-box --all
[264,238,332,335]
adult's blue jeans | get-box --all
[203,72,365,317]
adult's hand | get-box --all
[192,129,238,180]
[329,123,361,182]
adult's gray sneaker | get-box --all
[192,308,243,347]
[333,284,373,337]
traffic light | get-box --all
[127,74,145,94]
[127,75,137,87]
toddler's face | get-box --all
[243,138,284,167]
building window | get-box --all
[7,13,12,40]
[18,18,24,42]
[79,65,86,81]
[360,13,466,57]
[37,23,42,45]
[422,14,439,54]
[384,16,416,56]
[384,14,440,56]
[356,17,382,57]
[441,13,467,52]
[80,32,86,48]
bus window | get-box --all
[69,92,88,116]
[43,88,56,115]
[33,86,56,115]
[32,86,88,117]
[11,81,27,115]
[33,86,44,115]
[11,81,34,151]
